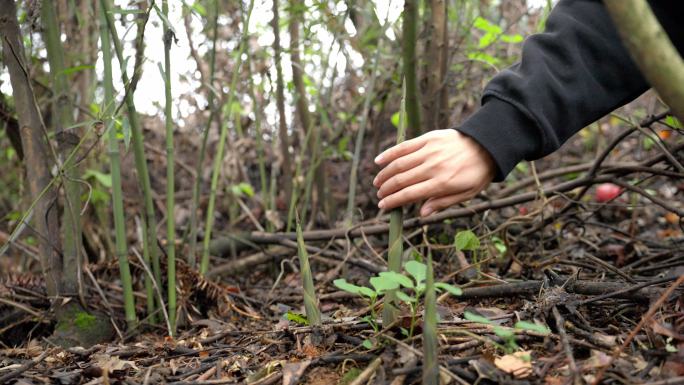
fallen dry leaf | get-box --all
[494,351,533,378]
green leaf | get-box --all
[467,52,500,66]
[370,276,399,293]
[61,64,95,76]
[395,290,416,304]
[464,311,492,325]
[643,136,655,150]
[501,34,524,43]
[285,311,309,325]
[473,17,502,34]
[435,282,463,296]
[189,2,206,16]
[362,339,373,350]
[665,115,683,128]
[333,279,376,298]
[337,135,351,155]
[391,111,401,128]
[152,4,176,35]
[492,236,507,255]
[379,271,414,288]
[514,321,550,335]
[404,260,427,285]
[493,326,514,339]
[455,230,479,251]
[478,33,497,49]
[83,169,112,188]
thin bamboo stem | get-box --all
[161,0,177,336]
[99,4,137,329]
[187,0,220,268]
[200,0,255,275]
[101,0,161,318]
[422,250,439,385]
[383,82,407,325]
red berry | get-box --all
[595,183,622,203]
[518,206,528,215]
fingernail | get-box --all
[378,200,385,209]
[372,177,378,186]
[422,207,433,216]
[374,154,384,164]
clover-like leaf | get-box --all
[379,271,414,288]
[435,282,463,296]
[395,291,416,304]
[464,311,492,325]
[333,279,376,298]
[514,321,550,335]
[404,260,426,285]
[370,276,399,293]
[455,230,480,251]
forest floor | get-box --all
[1,110,683,385]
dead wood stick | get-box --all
[458,279,664,301]
[0,350,49,384]
[247,175,621,243]
[578,275,677,305]
[552,306,580,385]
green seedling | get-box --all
[464,311,551,354]
[334,260,462,340]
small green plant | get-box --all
[334,260,462,340]
[464,311,551,354]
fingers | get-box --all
[377,163,431,199]
[420,191,474,216]
[374,136,428,166]
[378,179,437,210]
[373,149,426,188]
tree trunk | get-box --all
[41,0,83,297]
[0,0,63,297]
[604,0,684,122]
[424,0,449,132]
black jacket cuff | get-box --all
[454,97,542,182]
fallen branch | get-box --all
[457,278,666,301]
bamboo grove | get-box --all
[0,0,551,376]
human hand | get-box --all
[373,129,496,216]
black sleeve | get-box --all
[456,0,650,182]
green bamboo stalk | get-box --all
[41,0,82,296]
[99,4,137,329]
[295,214,321,326]
[345,41,383,225]
[187,0,220,268]
[101,0,160,319]
[199,0,255,275]
[422,250,439,385]
[403,0,422,138]
[161,0,177,335]
[383,82,407,326]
